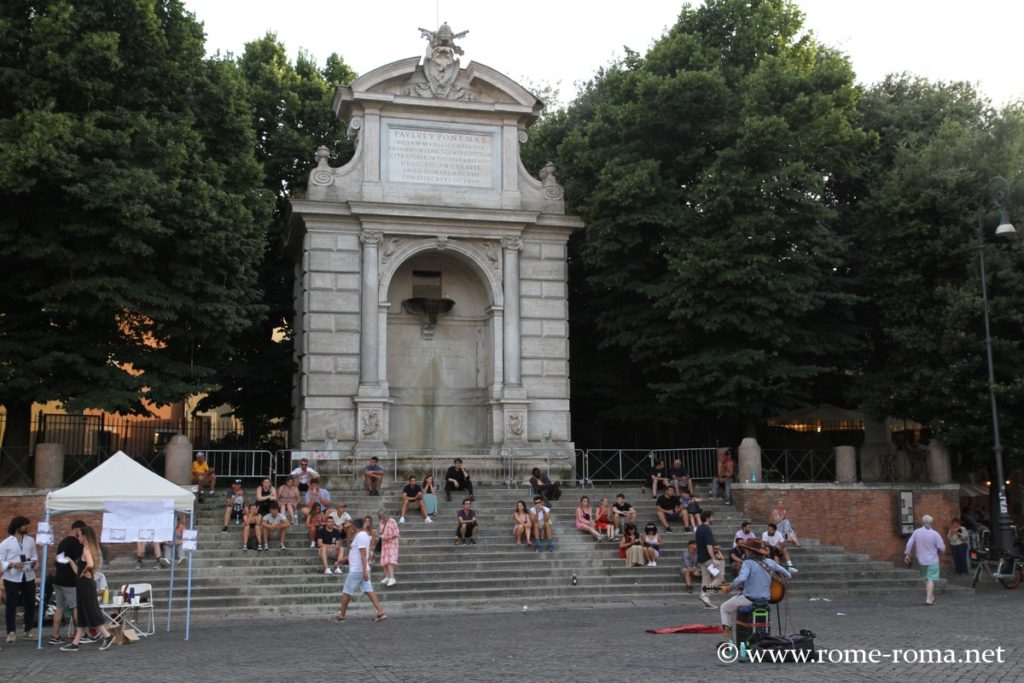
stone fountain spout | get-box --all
[403,297,455,339]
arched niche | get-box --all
[383,242,499,450]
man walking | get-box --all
[1,516,38,642]
[334,517,387,622]
[696,510,723,609]
[904,514,946,605]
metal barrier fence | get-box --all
[578,448,719,486]
[760,449,836,483]
[201,449,276,485]
[275,449,520,491]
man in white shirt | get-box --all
[289,458,319,493]
[1,515,39,641]
[761,523,798,572]
[262,502,291,550]
[328,503,353,542]
[530,496,555,552]
[333,517,387,623]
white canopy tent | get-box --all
[36,451,196,649]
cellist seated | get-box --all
[718,539,792,645]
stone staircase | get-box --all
[100,482,955,621]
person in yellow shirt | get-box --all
[191,452,216,494]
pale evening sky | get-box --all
[182,0,1023,108]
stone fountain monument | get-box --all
[285,23,583,476]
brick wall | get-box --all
[733,483,960,567]
[0,489,121,569]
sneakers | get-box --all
[648,561,657,567]
[152,561,162,570]
[699,594,715,609]
[135,559,144,570]
[221,526,228,533]
[242,545,248,551]
[324,567,333,575]
[49,635,64,646]
[399,516,406,524]
[468,538,476,545]
[546,541,555,552]
[159,557,171,567]
[664,526,673,533]
[388,577,397,586]
[5,632,15,643]
[79,635,97,644]
[280,544,287,550]
[99,636,115,651]
[310,541,316,549]
[257,544,265,552]
[424,516,433,523]
[787,564,799,573]
[534,541,542,552]
[60,642,80,652]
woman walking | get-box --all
[378,511,400,587]
[61,525,114,651]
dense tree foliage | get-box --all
[194,35,355,442]
[526,0,870,441]
[0,0,272,460]
[840,76,1024,470]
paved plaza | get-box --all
[3,571,1020,682]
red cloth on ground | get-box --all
[646,624,725,634]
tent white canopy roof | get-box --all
[45,450,195,512]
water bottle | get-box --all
[571,573,578,586]
[751,470,758,483]
[103,587,109,604]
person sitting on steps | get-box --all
[241,503,265,551]
[398,475,432,524]
[619,523,644,567]
[221,479,247,532]
[362,457,385,496]
[455,498,479,545]
[317,515,345,574]
[611,493,637,532]
[647,460,671,499]
[761,523,798,573]
[655,486,684,533]
[444,458,473,502]
[263,501,291,550]
[513,501,533,545]
[529,467,561,504]
[530,496,555,552]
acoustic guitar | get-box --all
[702,567,788,603]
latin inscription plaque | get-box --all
[384,123,497,188]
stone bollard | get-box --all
[927,441,951,484]
[835,445,857,483]
[737,437,762,483]
[859,416,892,482]
[34,442,65,489]
[164,434,193,486]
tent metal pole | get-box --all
[35,510,51,650]
[185,509,194,640]
[166,518,176,631]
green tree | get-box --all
[0,0,272,476]
[194,35,356,443]
[842,75,1024,472]
[527,0,870,441]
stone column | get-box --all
[501,237,523,386]
[34,443,65,489]
[927,440,952,484]
[164,434,193,486]
[359,231,383,387]
[835,445,857,483]
[860,416,892,482]
[737,437,762,483]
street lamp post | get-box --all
[976,176,1016,554]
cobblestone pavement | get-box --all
[3,573,1020,682]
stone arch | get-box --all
[378,238,503,308]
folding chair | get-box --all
[116,583,156,637]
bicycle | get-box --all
[970,548,1023,590]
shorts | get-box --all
[920,564,940,581]
[54,584,78,611]
[686,503,702,514]
[660,511,681,523]
[342,571,374,596]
